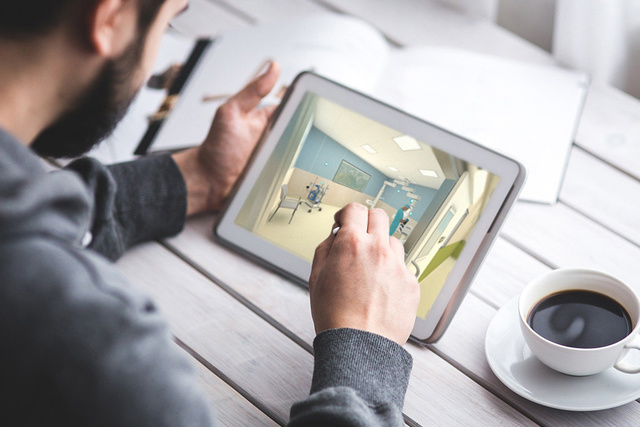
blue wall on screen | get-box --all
[382,185,437,220]
[294,127,386,197]
[294,126,438,219]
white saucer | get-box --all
[485,297,640,411]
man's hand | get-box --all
[309,203,421,345]
[172,62,281,216]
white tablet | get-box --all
[215,72,525,343]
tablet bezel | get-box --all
[215,72,525,343]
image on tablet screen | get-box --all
[235,93,500,319]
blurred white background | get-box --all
[442,0,640,99]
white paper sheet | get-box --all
[150,15,390,152]
[376,47,589,203]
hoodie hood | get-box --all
[0,128,92,245]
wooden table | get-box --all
[115,1,640,425]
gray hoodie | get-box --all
[0,128,411,426]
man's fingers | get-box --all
[367,208,390,238]
[333,203,368,235]
[310,234,334,288]
[229,61,280,113]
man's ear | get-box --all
[88,0,137,57]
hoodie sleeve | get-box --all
[288,328,412,426]
[67,154,187,261]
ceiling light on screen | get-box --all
[388,166,399,172]
[419,169,438,178]
[393,135,421,151]
[362,144,377,154]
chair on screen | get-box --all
[268,184,302,224]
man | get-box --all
[0,0,420,425]
[390,205,410,236]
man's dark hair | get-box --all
[0,0,166,39]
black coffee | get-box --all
[528,290,632,349]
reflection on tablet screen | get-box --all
[235,92,500,319]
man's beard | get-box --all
[31,38,143,159]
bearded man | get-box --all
[0,1,420,425]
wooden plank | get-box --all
[116,241,313,424]
[167,216,317,342]
[469,237,550,309]
[560,147,640,247]
[574,83,640,180]
[182,347,279,426]
[168,216,640,424]
[192,343,412,427]
[164,216,540,425]
[404,343,537,426]
[501,201,640,291]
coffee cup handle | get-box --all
[614,334,640,374]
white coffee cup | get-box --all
[518,268,640,376]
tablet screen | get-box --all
[233,92,501,320]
